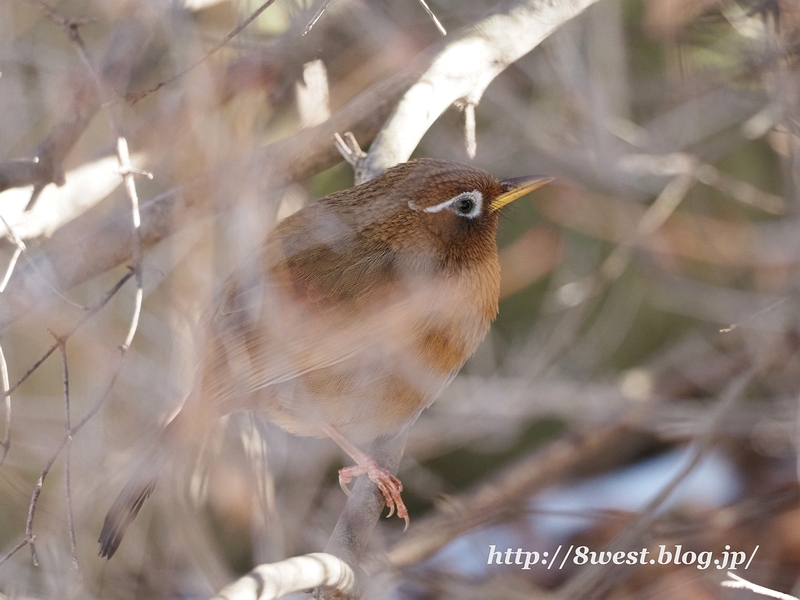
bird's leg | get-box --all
[322,424,409,530]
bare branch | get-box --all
[57,340,79,572]
[30,0,147,353]
[0,538,29,568]
[388,422,631,567]
[360,0,602,178]
[211,552,355,600]
[0,214,26,294]
[23,324,137,567]
[561,367,757,598]
[303,0,334,36]
[0,345,10,468]
[722,572,797,600]
[7,270,133,396]
[416,0,447,35]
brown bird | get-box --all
[98,158,551,558]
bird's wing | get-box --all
[201,202,405,401]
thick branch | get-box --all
[211,552,355,600]
[360,0,602,179]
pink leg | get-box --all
[323,425,409,531]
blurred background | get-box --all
[1,0,799,598]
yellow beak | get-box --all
[490,176,554,212]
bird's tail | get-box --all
[98,440,172,559]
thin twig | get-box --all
[722,572,799,600]
[0,344,10,468]
[30,0,148,354]
[0,538,29,568]
[416,0,447,35]
[7,270,133,397]
[720,297,791,333]
[115,137,145,351]
[302,0,333,36]
[26,446,54,566]
[19,250,86,310]
[334,132,370,185]
[56,340,79,572]
[21,342,132,568]
[126,0,278,103]
[0,214,26,294]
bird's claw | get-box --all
[339,476,352,497]
[337,463,410,530]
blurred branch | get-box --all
[27,0,149,351]
[535,185,785,270]
[0,72,416,332]
[0,269,133,568]
[619,152,785,215]
[562,367,757,598]
[388,421,637,567]
[8,270,132,396]
[302,0,334,36]
[0,10,151,197]
[359,0,602,179]
[211,552,355,600]
[126,0,278,104]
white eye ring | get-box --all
[407,190,483,219]
[449,191,483,218]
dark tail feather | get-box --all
[98,474,158,558]
[99,411,201,558]
[98,434,176,559]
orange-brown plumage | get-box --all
[98,158,550,558]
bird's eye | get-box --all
[415,190,483,216]
[449,191,482,218]
[455,197,475,214]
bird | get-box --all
[98,157,551,559]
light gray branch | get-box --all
[211,552,355,600]
[360,0,602,179]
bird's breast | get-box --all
[202,255,501,442]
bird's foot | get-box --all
[339,460,409,531]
